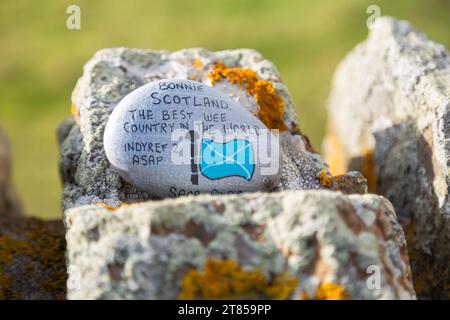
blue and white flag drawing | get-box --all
[199,139,255,181]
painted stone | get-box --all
[104,79,281,198]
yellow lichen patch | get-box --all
[98,203,120,211]
[315,283,349,300]
[299,292,309,300]
[318,171,334,189]
[252,80,287,132]
[178,258,298,300]
[263,273,299,300]
[362,149,377,193]
[70,103,77,115]
[71,103,80,123]
[194,59,203,69]
[208,63,287,131]
[209,63,257,88]
[323,133,347,175]
[300,283,349,300]
[318,170,367,194]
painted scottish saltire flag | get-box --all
[200,139,255,181]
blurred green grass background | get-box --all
[0,0,448,219]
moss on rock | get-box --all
[0,216,66,299]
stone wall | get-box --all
[57,48,397,300]
[66,190,415,300]
[324,17,450,298]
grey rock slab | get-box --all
[65,190,416,300]
[60,48,364,212]
[104,79,280,198]
[0,215,66,299]
[324,17,450,298]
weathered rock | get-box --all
[0,127,22,217]
[324,17,450,298]
[0,126,65,299]
[60,48,366,212]
[0,216,66,299]
[66,190,415,300]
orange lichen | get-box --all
[299,292,309,300]
[300,282,349,300]
[194,59,203,69]
[317,171,367,195]
[178,258,297,300]
[70,103,77,116]
[98,203,121,211]
[362,149,377,193]
[71,103,80,123]
[97,202,145,212]
[315,283,349,300]
[323,133,347,175]
[209,63,287,131]
[318,171,334,189]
